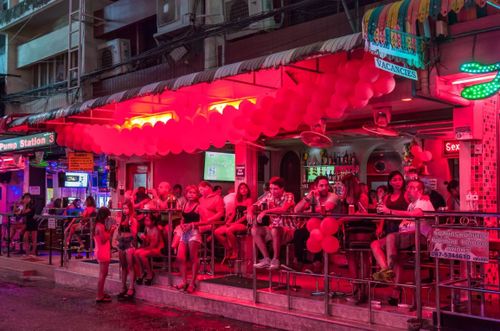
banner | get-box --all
[0,132,55,153]
[68,152,94,172]
[430,228,489,263]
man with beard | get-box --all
[293,176,339,270]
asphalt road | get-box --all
[0,275,278,331]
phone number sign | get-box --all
[430,228,489,263]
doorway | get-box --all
[280,151,301,202]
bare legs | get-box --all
[119,249,136,293]
[177,240,200,292]
[215,224,246,259]
[97,261,110,300]
[23,230,37,255]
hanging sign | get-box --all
[29,186,41,195]
[0,132,55,153]
[459,61,500,100]
[48,218,57,230]
[443,140,460,157]
[430,229,489,263]
[235,165,245,178]
[68,152,94,172]
[374,58,418,81]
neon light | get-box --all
[124,111,175,128]
[208,98,256,114]
[451,73,497,85]
[459,61,500,100]
[487,1,500,10]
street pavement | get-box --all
[0,275,279,331]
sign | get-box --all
[68,152,94,172]
[455,126,473,140]
[235,165,245,178]
[459,61,500,100]
[374,58,418,81]
[443,140,460,157]
[430,229,489,263]
[0,132,55,153]
[28,186,41,195]
[48,218,56,230]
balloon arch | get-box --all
[56,52,396,156]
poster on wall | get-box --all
[68,152,94,172]
[430,228,489,263]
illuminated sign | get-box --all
[209,98,256,114]
[459,61,500,100]
[124,111,175,128]
[443,140,460,157]
[374,58,418,81]
[0,132,56,153]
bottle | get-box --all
[303,152,309,166]
[343,151,349,165]
[351,152,357,166]
[310,193,317,213]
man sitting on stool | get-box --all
[370,179,434,305]
[293,176,338,270]
[249,177,295,270]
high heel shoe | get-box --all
[186,283,196,294]
[135,272,147,285]
[144,273,155,286]
[388,287,402,306]
[123,288,135,300]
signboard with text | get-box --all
[0,132,55,153]
[443,140,460,157]
[430,228,489,263]
[235,165,245,178]
[374,57,418,81]
[68,152,94,172]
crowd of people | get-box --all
[0,173,459,306]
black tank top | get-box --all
[384,193,408,234]
[182,203,200,224]
[235,205,247,219]
[119,219,131,233]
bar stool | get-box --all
[199,232,213,275]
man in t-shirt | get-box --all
[198,181,225,234]
[249,176,295,270]
[293,176,339,269]
[371,179,434,283]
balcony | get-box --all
[0,0,61,30]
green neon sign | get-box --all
[0,132,56,153]
[460,61,500,100]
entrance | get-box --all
[280,151,301,202]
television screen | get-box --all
[203,152,235,182]
[65,172,89,188]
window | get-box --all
[32,53,67,89]
[0,34,6,75]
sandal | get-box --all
[174,283,188,291]
[96,296,112,303]
[144,273,155,286]
[117,289,128,299]
[186,283,196,294]
[123,288,135,300]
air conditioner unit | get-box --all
[155,0,203,38]
[224,0,282,41]
[97,39,131,78]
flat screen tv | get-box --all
[203,152,235,182]
[64,172,89,188]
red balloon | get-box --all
[310,229,324,243]
[410,144,423,155]
[317,73,337,93]
[299,83,317,102]
[373,76,396,95]
[311,89,331,108]
[335,79,355,96]
[349,96,369,109]
[270,102,287,123]
[354,81,374,100]
[321,236,340,254]
[342,59,362,80]
[306,238,322,253]
[306,217,322,232]
[239,99,256,114]
[423,150,433,162]
[359,64,380,83]
[320,217,340,236]
[329,94,349,113]
[325,106,345,120]
[303,107,322,126]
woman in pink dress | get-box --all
[93,207,116,303]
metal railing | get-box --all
[2,208,499,328]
